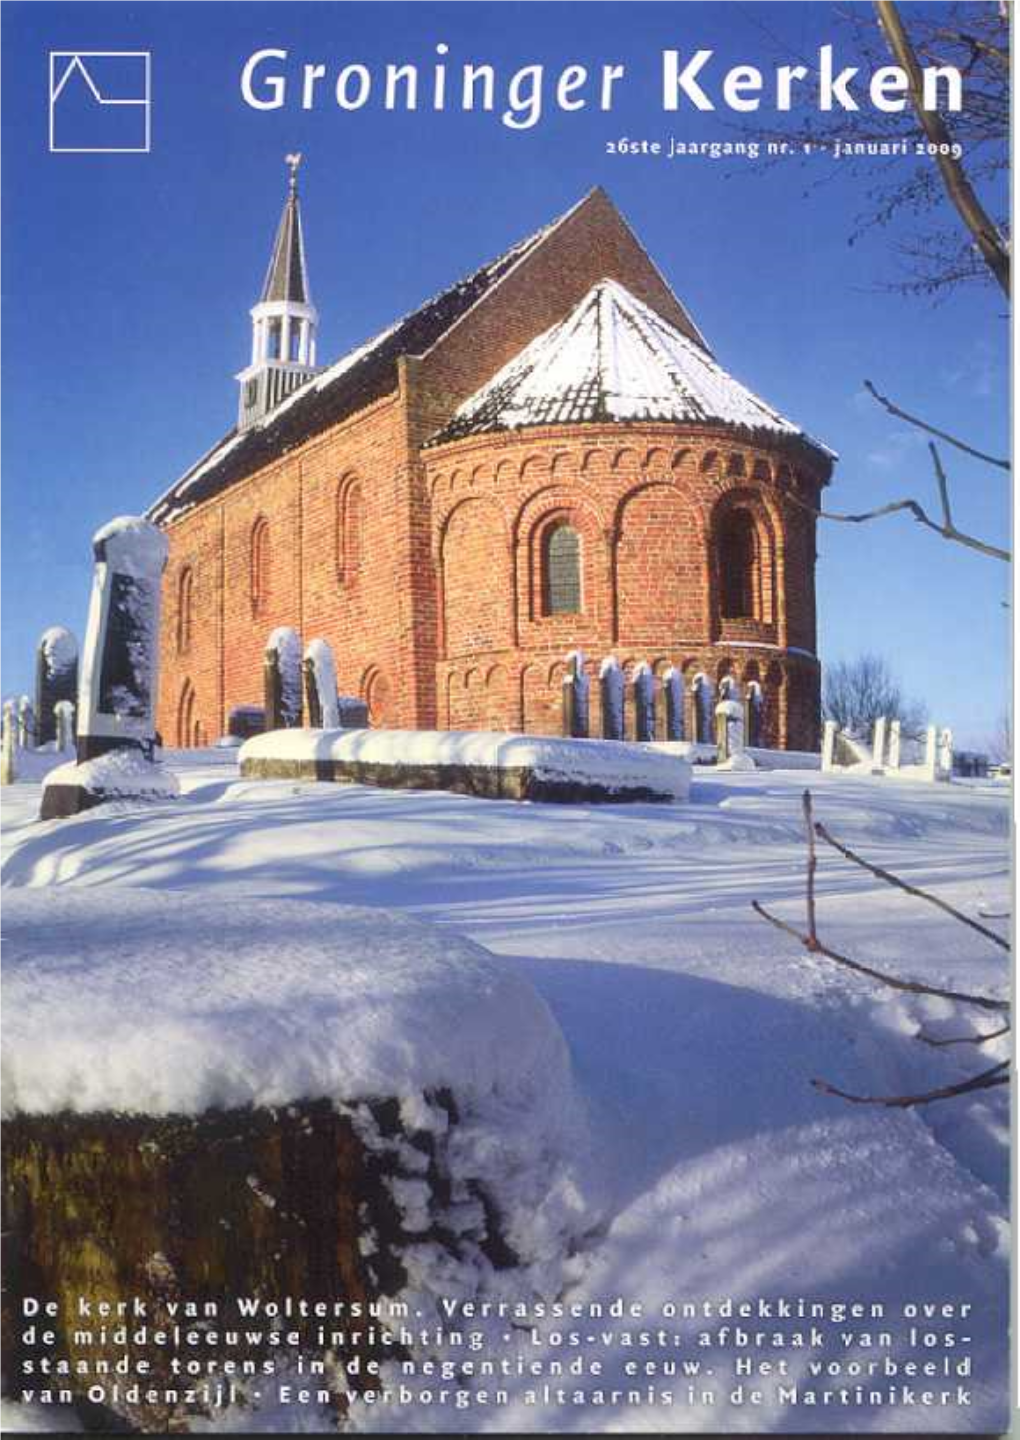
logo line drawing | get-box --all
[48,51,151,154]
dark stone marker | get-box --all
[34,627,78,747]
[600,659,624,741]
[664,668,684,742]
[264,627,302,730]
[40,518,171,820]
[632,664,655,743]
[561,651,589,739]
[228,704,265,740]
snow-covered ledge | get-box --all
[239,728,692,803]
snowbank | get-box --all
[2,888,573,1122]
[41,749,179,803]
[239,728,691,803]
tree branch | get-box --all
[811,1060,1009,1108]
[916,1023,1011,1048]
[863,380,1010,470]
[751,900,1009,1012]
[874,0,1011,297]
[803,791,819,944]
[812,818,1011,950]
[785,477,1011,563]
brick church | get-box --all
[149,163,833,751]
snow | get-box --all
[37,626,77,675]
[304,637,340,727]
[435,280,834,459]
[0,756,1009,1434]
[1,889,573,1127]
[92,515,169,577]
[239,727,692,800]
[0,1398,82,1433]
[40,747,179,802]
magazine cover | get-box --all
[0,2,1012,1435]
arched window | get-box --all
[176,566,194,654]
[177,680,195,749]
[251,518,271,615]
[337,479,363,586]
[719,509,758,620]
[542,523,581,615]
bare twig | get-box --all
[864,380,1010,470]
[752,901,1009,1012]
[875,0,1010,297]
[785,479,1010,563]
[916,1023,1011,1048]
[811,1060,1009,1108]
[812,819,1011,950]
[803,791,819,945]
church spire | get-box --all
[236,155,320,432]
[260,153,311,305]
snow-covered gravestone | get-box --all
[599,656,624,741]
[304,638,340,729]
[54,700,75,753]
[34,627,78,748]
[938,727,954,780]
[744,682,763,748]
[35,629,76,741]
[17,695,34,751]
[692,674,713,744]
[821,719,838,771]
[1,701,16,784]
[631,663,655,743]
[887,719,902,771]
[561,650,589,739]
[872,716,889,773]
[715,695,744,761]
[40,517,177,820]
[264,627,302,730]
[663,666,683,742]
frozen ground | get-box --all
[0,751,1011,1435]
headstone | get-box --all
[715,697,744,762]
[938,727,954,779]
[54,700,75,753]
[887,719,902,770]
[821,719,838,771]
[227,705,265,741]
[304,639,340,729]
[872,716,888,773]
[1,701,16,784]
[40,517,177,820]
[632,663,655,743]
[744,682,763,748]
[599,657,624,741]
[337,696,370,729]
[264,627,302,730]
[17,696,34,751]
[561,650,589,739]
[663,667,684,742]
[693,674,713,744]
[34,627,78,747]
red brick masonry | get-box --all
[157,191,828,751]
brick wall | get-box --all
[157,192,827,753]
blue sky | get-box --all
[1,2,1010,747]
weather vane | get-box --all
[285,152,303,190]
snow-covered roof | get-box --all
[147,195,594,526]
[431,279,834,464]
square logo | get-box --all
[49,51,151,154]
